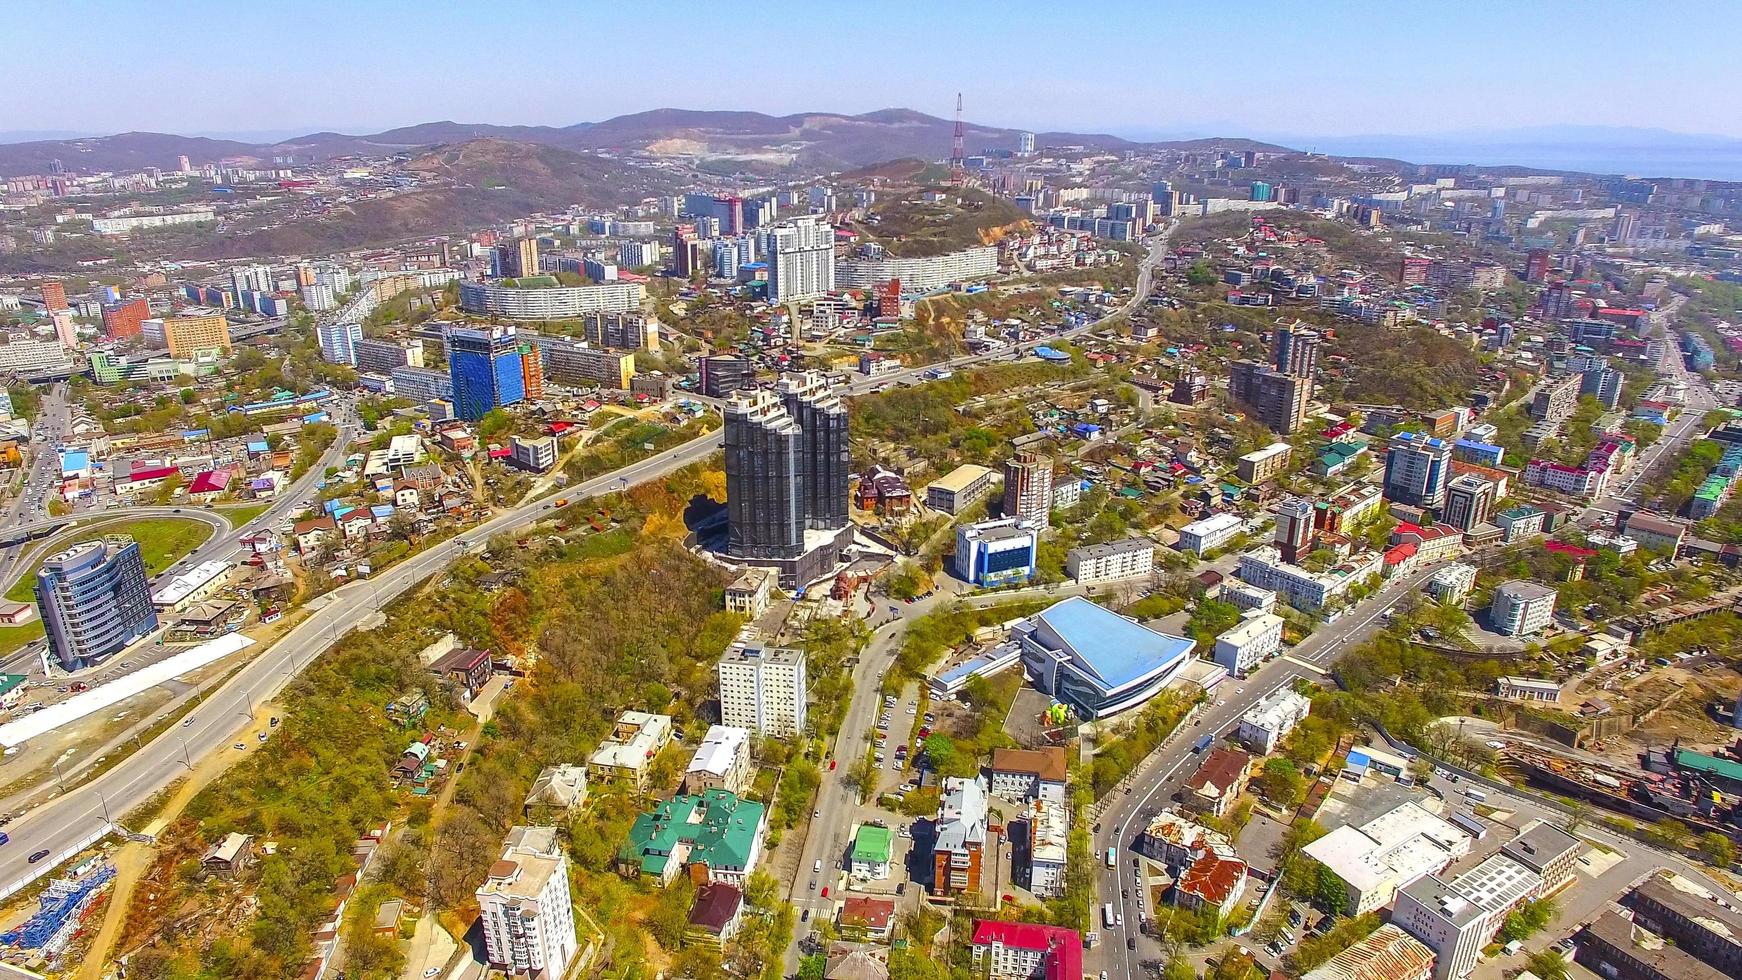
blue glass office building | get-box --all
[447,326,526,421]
[35,538,158,671]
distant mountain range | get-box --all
[0,108,1285,178]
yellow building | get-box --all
[163,308,231,358]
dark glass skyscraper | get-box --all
[35,538,157,671]
[724,372,850,586]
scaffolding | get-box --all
[2,862,116,952]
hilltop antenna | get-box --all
[950,93,966,185]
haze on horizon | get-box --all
[12,0,1741,145]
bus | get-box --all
[1103,904,1118,929]
[1105,847,1116,869]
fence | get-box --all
[0,821,115,904]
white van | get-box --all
[814,859,823,873]
[1465,788,1488,803]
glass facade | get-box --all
[448,326,527,421]
[36,539,158,671]
[724,373,849,561]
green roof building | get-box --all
[850,825,895,879]
[1675,748,1742,793]
[617,790,767,886]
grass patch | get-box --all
[219,502,271,528]
[0,620,44,657]
[4,517,215,603]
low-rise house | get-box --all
[931,775,988,896]
[293,516,338,554]
[1173,853,1248,918]
[523,764,589,816]
[686,882,744,947]
[429,646,492,699]
[1495,675,1562,704]
[202,832,253,879]
[589,711,673,789]
[851,824,894,880]
[1301,924,1435,980]
[1236,687,1311,754]
[837,897,897,941]
[1181,747,1252,818]
[969,920,1082,980]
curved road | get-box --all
[0,229,1174,890]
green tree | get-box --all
[1646,817,1692,850]
[1525,950,1569,980]
[1187,599,1242,645]
[1699,831,1737,868]
[478,408,514,441]
[1257,757,1305,810]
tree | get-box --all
[963,674,995,710]
[478,408,514,441]
[1257,757,1305,810]
[1699,831,1737,868]
[1646,817,1692,850]
[1187,599,1242,645]
[1525,950,1569,980]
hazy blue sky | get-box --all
[11,0,1740,140]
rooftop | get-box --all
[1301,924,1436,980]
[1583,910,1729,980]
[1019,596,1196,690]
[990,746,1068,783]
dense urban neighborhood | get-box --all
[4,20,1742,980]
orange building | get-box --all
[39,280,67,311]
[102,297,150,339]
[521,342,544,400]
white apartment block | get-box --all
[767,217,835,303]
[1178,512,1243,556]
[1065,537,1155,584]
[477,826,579,980]
[686,724,753,794]
[717,645,808,738]
[459,280,644,318]
[835,245,999,294]
[1237,546,1382,612]
[1425,563,1478,607]
[1212,612,1284,677]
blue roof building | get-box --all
[1013,596,1196,719]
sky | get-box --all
[10,0,1742,142]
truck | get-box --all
[1192,734,1215,753]
[554,498,569,508]
[1103,904,1118,929]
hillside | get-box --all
[849,186,1030,257]
[198,139,677,259]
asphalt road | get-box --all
[0,226,1182,893]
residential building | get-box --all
[509,435,557,473]
[1136,810,1236,873]
[459,279,643,318]
[699,354,753,397]
[448,325,526,421]
[1237,441,1292,483]
[1178,512,1243,555]
[1443,473,1496,532]
[836,899,897,944]
[1301,924,1435,980]
[1274,496,1315,563]
[1237,545,1382,612]
[1426,563,1478,606]
[767,216,836,302]
[1523,458,1610,499]
[101,297,150,339]
[932,776,988,896]
[1064,538,1154,585]
[926,464,997,515]
[724,373,851,587]
[477,826,578,980]
[617,790,766,886]
[1236,687,1311,754]
[36,538,157,671]
[1530,374,1582,423]
[685,725,753,795]
[1182,747,1253,818]
[723,567,775,619]
[588,711,673,789]
[1490,580,1557,636]
[1576,910,1729,980]
[1384,432,1454,512]
[1624,874,1742,975]
[969,920,1082,980]
[988,747,1068,803]
[523,765,589,815]
[535,335,634,389]
[1017,798,1069,899]
[1621,512,1686,555]
[687,883,744,947]
[1212,612,1284,678]
[1229,360,1309,434]
[1014,596,1196,719]
[1501,821,1585,897]
[317,320,363,366]
[835,245,999,294]
[162,308,231,358]
[1301,802,1472,915]
[1395,854,1543,980]
[354,338,423,374]
[1002,451,1054,521]
[954,518,1038,587]
[581,311,659,351]
[717,646,807,739]
[1174,853,1249,918]
[1495,676,1562,703]
[1218,581,1278,614]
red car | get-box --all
[821,886,829,898]
[829,760,837,771]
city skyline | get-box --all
[11,0,1742,143]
